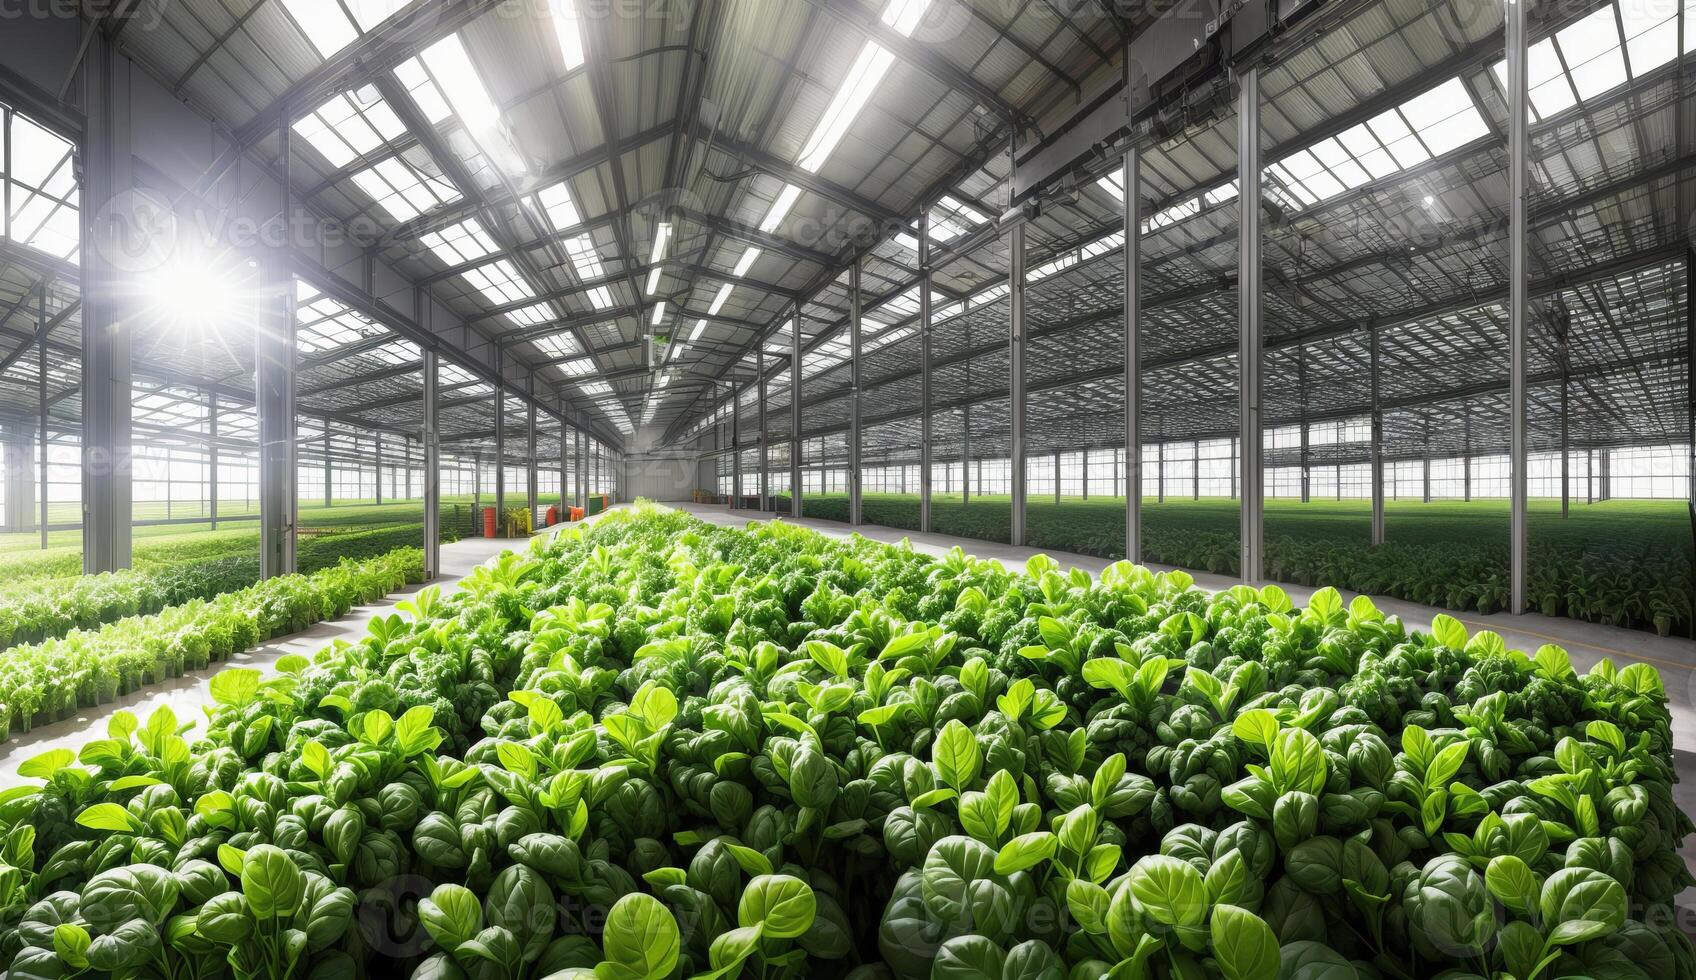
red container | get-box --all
[482,506,497,537]
[545,505,559,527]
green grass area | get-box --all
[779,492,1694,635]
[0,498,496,584]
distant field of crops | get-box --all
[777,493,1694,635]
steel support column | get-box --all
[791,306,803,517]
[757,349,768,511]
[38,286,48,549]
[375,435,383,504]
[558,404,570,517]
[80,34,133,573]
[848,260,863,526]
[1507,0,1529,614]
[1009,221,1028,546]
[1370,325,1385,545]
[731,383,743,508]
[575,427,586,509]
[920,211,934,534]
[1237,66,1264,583]
[494,380,506,518]
[422,347,440,579]
[257,114,296,579]
[208,391,219,530]
[527,376,538,522]
[1123,147,1142,563]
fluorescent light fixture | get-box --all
[278,0,358,59]
[688,319,707,342]
[797,43,895,172]
[651,301,667,326]
[708,283,734,316]
[732,246,762,277]
[646,267,662,296]
[759,185,802,232]
[549,0,586,70]
[652,221,671,262]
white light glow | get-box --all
[141,260,245,333]
[797,42,895,172]
[419,34,527,175]
[688,319,707,342]
[651,302,667,327]
[732,246,762,277]
[652,221,671,262]
[549,0,587,69]
[881,0,933,35]
[278,0,358,59]
[759,185,802,232]
[708,283,734,316]
[645,267,662,296]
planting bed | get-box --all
[780,494,1695,636]
[0,506,1689,980]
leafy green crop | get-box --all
[0,547,422,739]
[0,507,1690,980]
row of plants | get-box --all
[0,518,460,586]
[0,525,441,656]
[0,546,424,741]
[779,494,1694,636]
[0,505,1689,980]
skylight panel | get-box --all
[1364,106,1428,169]
[1396,79,1489,156]
[1556,7,1627,100]
[759,185,803,232]
[394,58,452,124]
[535,330,590,356]
[5,113,79,261]
[420,217,499,266]
[1620,0,1680,73]
[461,259,536,306]
[292,89,405,169]
[344,0,410,29]
[578,380,612,396]
[349,156,460,222]
[418,34,525,174]
[538,181,582,230]
[555,354,596,375]
[439,362,479,387]
[797,43,896,172]
[561,233,615,310]
[549,0,586,69]
[1336,123,1398,180]
[506,304,553,327]
[882,0,933,36]
[278,0,358,59]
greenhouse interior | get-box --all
[1,0,1695,977]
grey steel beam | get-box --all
[79,34,132,573]
[1123,146,1142,564]
[1507,0,1529,615]
[1010,219,1027,548]
[1238,66,1264,584]
[37,285,47,549]
[791,305,803,518]
[422,347,440,579]
[848,260,863,527]
[919,210,934,534]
